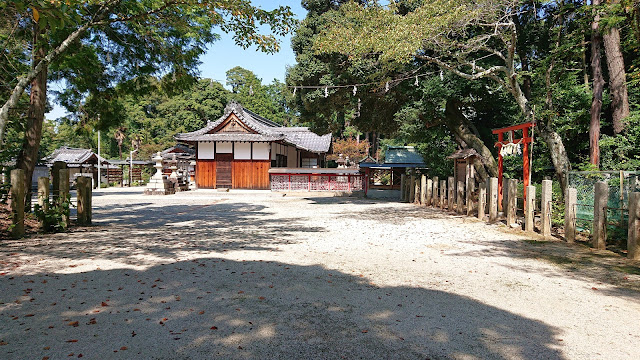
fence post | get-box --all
[593,181,608,250]
[432,176,439,207]
[448,177,455,211]
[440,180,446,210]
[457,180,465,215]
[466,177,475,216]
[400,174,406,201]
[506,179,518,226]
[628,192,640,260]
[541,179,553,238]
[77,177,89,225]
[51,161,66,201]
[488,177,498,222]
[525,185,536,232]
[424,177,431,206]
[564,187,577,243]
[37,176,49,213]
[478,181,487,221]
[10,169,25,238]
[59,168,70,228]
[409,173,416,203]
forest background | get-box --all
[1,0,640,194]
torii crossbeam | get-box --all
[492,122,535,206]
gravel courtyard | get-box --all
[1,188,639,359]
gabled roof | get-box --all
[385,146,425,165]
[175,101,331,153]
[44,146,102,165]
[447,148,479,160]
[159,144,195,159]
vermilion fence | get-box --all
[270,173,365,192]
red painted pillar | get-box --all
[523,128,529,201]
[497,133,504,209]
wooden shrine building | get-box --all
[175,101,332,189]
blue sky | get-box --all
[46,1,307,120]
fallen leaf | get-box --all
[198,311,205,315]
[25,314,35,317]
[78,355,83,358]
[133,309,141,312]
[120,346,127,350]
[101,302,109,307]
[0,341,8,346]
[66,339,78,343]
[361,330,368,333]
[43,347,50,350]
[258,296,265,300]
[210,326,218,330]
[42,357,49,360]
[591,287,598,291]
[68,321,79,327]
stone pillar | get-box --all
[51,161,66,201]
[457,180,464,215]
[414,176,420,204]
[424,177,431,206]
[440,180,446,210]
[593,181,608,250]
[432,176,439,207]
[76,176,92,226]
[400,174,406,202]
[628,192,640,260]
[525,185,536,232]
[37,177,49,212]
[478,182,487,221]
[564,187,577,243]
[10,169,25,238]
[506,179,517,226]
[58,168,70,228]
[466,177,475,216]
[448,177,455,211]
[409,174,416,203]
[488,177,498,222]
[540,179,553,238]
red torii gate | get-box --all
[492,122,535,205]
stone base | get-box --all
[144,187,175,195]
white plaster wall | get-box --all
[253,143,270,160]
[287,146,298,168]
[234,143,251,160]
[216,142,232,153]
[198,142,214,159]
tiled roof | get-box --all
[175,101,331,153]
[447,148,479,160]
[385,146,425,165]
[45,146,98,164]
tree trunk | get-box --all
[590,0,604,167]
[443,98,498,182]
[16,24,48,210]
[602,2,629,133]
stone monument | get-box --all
[144,152,174,195]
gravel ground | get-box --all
[1,187,639,359]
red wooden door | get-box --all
[216,154,233,188]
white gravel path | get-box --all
[1,187,639,359]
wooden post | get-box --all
[564,188,577,243]
[77,176,92,226]
[448,177,455,211]
[506,179,517,226]
[466,177,475,216]
[525,185,536,232]
[409,173,416,203]
[488,177,498,222]
[51,161,66,201]
[432,176,439,207]
[457,180,464,215]
[628,192,640,260]
[37,177,49,212]
[400,174,406,201]
[541,180,552,238]
[424,177,431,206]
[10,169,25,238]
[59,168,70,228]
[415,175,421,204]
[440,180,446,210]
[478,181,486,220]
[593,181,608,249]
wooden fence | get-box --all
[400,172,640,260]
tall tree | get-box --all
[1,0,295,203]
[590,0,605,167]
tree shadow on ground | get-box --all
[2,201,325,267]
[452,238,640,300]
[0,258,564,359]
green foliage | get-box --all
[33,194,71,233]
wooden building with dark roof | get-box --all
[175,101,332,189]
